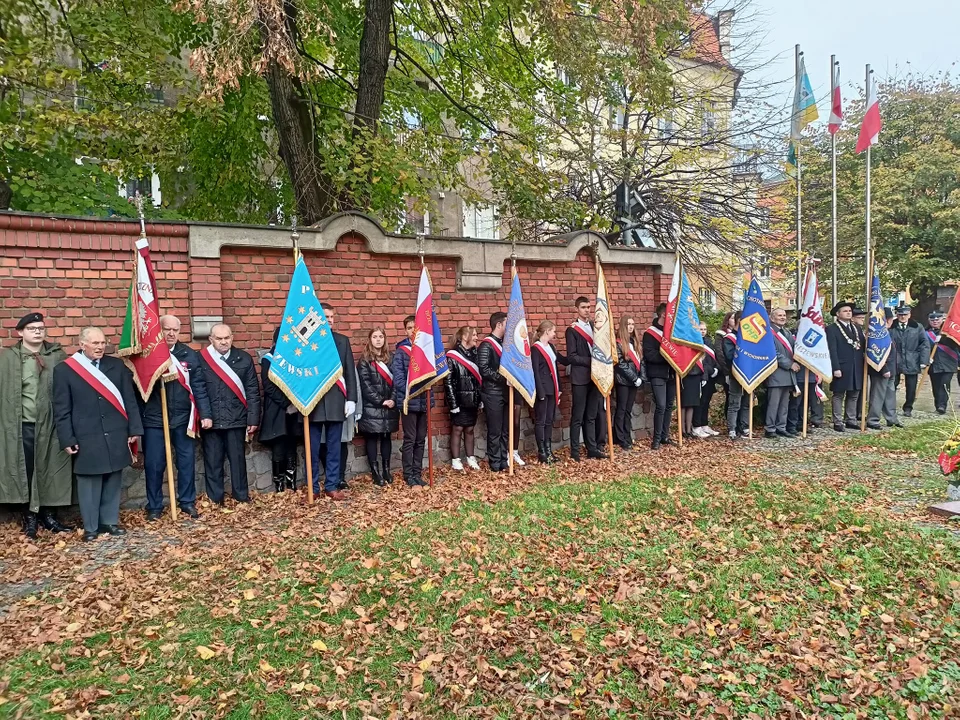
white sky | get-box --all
[743,0,958,119]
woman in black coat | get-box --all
[614,315,642,450]
[444,326,482,472]
[532,320,569,463]
[357,326,400,486]
[259,327,301,492]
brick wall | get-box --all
[1,212,669,505]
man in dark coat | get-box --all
[198,323,260,505]
[764,308,800,438]
[565,297,604,460]
[307,304,357,500]
[53,327,143,541]
[642,303,677,449]
[139,315,212,521]
[0,312,73,538]
[826,301,866,431]
[926,310,959,414]
[478,312,509,472]
[889,305,931,417]
[867,308,901,428]
[259,327,301,493]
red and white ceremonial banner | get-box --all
[828,62,843,135]
[118,237,171,399]
[794,265,834,384]
[856,73,882,153]
[944,289,960,347]
[405,266,440,412]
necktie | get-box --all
[222,355,227,362]
[93,360,99,370]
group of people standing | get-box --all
[1,294,956,541]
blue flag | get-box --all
[866,275,892,372]
[500,270,536,406]
[264,252,343,415]
[732,278,778,393]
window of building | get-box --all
[404,198,431,235]
[698,287,716,311]
[701,101,717,136]
[657,111,676,138]
[463,203,498,240]
[757,255,771,278]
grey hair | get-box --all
[78,327,104,344]
[159,314,181,328]
[209,323,232,338]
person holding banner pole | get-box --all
[926,310,958,414]
[478,312,509,472]
[533,321,568,463]
[614,316,642,449]
[722,313,748,439]
[642,303,676,450]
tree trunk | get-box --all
[260,3,331,225]
[0,179,11,211]
[354,0,392,135]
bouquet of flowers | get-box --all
[939,423,960,501]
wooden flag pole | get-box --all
[675,374,683,447]
[508,387,515,475]
[606,396,614,459]
[917,346,937,394]
[748,392,754,439]
[427,388,434,487]
[802,369,810,438]
[304,416,314,503]
[160,383,178,521]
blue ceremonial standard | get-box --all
[731,278,778,393]
[264,253,344,415]
[865,275,892,372]
[500,271,536,406]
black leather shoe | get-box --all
[937,408,946,415]
[651,439,661,450]
[661,438,675,446]
[834,423,845,432]
[902,409,912,418]
[866,423,882,430]
[888,421,905,428]
[83,531,99,542]
[777,430,798,438]
[23,512,39,539]
[765,431,778,439]
[338,480,350,490]
[39,509,73,533]
[179,504,199,519]
[145,510,163,522]
[97,525,126,536]
[845,422,860,430]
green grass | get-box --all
[3,446,960,718]
[841,419,955,458]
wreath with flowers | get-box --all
[939,422,960,501]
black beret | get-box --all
[852,308,867,317]
[16,312,43,330]
[884,307,894,320]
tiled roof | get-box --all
[688,13,734,70]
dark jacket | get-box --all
[826,320,865,392]
[926,328,959,375]
[477,334,506,395]
[139,343,211,429]
[391,339,434,413]
[890,319,931,375]
[767,325,797,388]
[532,342,568,401]
[701,342,718,383]
[357,357,400,434]
[615,341,642,386]
[564,324,593,386]
[641,322,674,380]
[715,330,734,379]
[199,346,261,429]
[309,331,358,423]
[52,354,144,476]
[259,355,296,444]
[443,344,481,413]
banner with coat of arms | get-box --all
[794,265,833,383]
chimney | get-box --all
[716,9,734,60]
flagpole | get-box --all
[288,218,315,504]
[860,64,873,433]
[748,392,754,439]
[795,45,803,312]
[417,234,435,488]
[860,250,873,432]
[802,368,810,438]
[160,361,179,519]
[675,374,683,447]
[508,259,517,476]
[831,56,839,304]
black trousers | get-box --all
[22,422,36,488]
[364,433,392,473]
[570,383,601,456]
[401,411,427,481]
[202,428,249,503]
[614,385,636,447]
[481,390,508,470]
[896,373,919,412]
[650,377,676,442]
[930,372,952,412]
[694,382,715,428]
[534,397,556,444]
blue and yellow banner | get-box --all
[264,252,343,415]
[500,270,536,406]
[732,278,778,393]
[866,275,892,372]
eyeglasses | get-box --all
[23,326,45,332]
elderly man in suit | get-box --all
[308,303,357,501]
[765,308,800,439]
[53,327,143,542]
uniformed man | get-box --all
[307,303,357,500]
[198,324,261,505]
[0,312,74,538]
[826,301,865,431]
[889,305,930,418]
[478,312,509,471]
[867,307,902,429]
[566,297,605,460]
[139,315,213,520]
[53,327,143,541]
[765,308,799,439]
[926,309,959,415]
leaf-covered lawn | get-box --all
[1,423,959,719]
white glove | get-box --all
[711,368,718,378]
[634,378,642,387]
[344,401,356,417]
[451,407,460,414]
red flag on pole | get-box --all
[856,73,882,153]
[828,63,843,135]
[943,288,960,347]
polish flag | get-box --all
[856,73,882,153]
[404,267,439,410]
[828,64,843,135]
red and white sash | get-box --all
[702,344,717,361]
[169,354,199,437]
[929,331,959,362]
[723,331,738,346]
[626,342,642,371]
[447,349,482,385]
[534,341,561,405]
[374,360,394,387]
[644,325,663,343]
[202,346,247,407]
[481,336,503,357]
[65,352,127,419]
[572,321,594,346]
[400,344,413,358]
[773,328,795,357]
[335,377,346,395]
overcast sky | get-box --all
[741,0,958,119]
